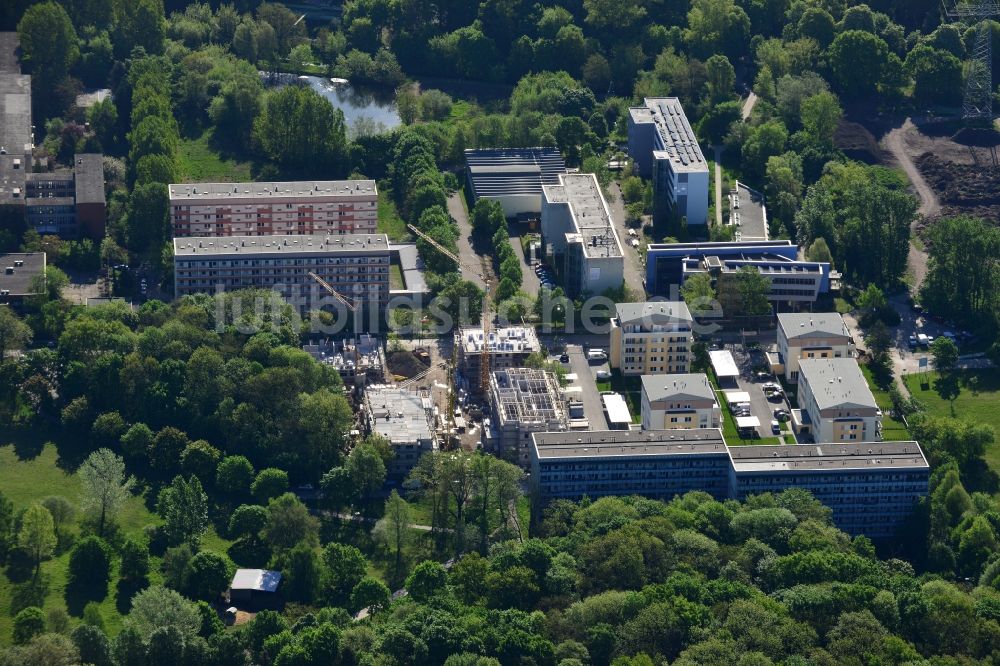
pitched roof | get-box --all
[231,569,282,592]
[778,313,849,340]
[615,300,692,325]
[799,358,877,411]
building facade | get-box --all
[530,429,731,502]
[486,368,568,467]
[627,98,709,227]
[610,301,693,375]
[23,154,107,239]
[169,180,377,238]
[365,385,437,478]
[796,358,881,443]
[728,442,929,538]
[529,430,930,540]
[645,240,832,306]
[465,148,566,218]
[775,312,854,383]
[540,173,624,298]
[456,326,540,392]
[640,373,721,430]
[172,233,391,312]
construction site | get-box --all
[456,326,541,393]
[363,384,438,478]
[483,367,568,467]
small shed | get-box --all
[734,415,761,438]
[229,569,282,605]
[723,390,751,406]
[602,393,632,430]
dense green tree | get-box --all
[251,468,289,503]
[12,607,46,645]
[71,625,112,666]
[253,86,348,175]
[283,542,321,603]
[921,216,1000,325]
[264,493,319,551]
[0,306,32,357]
[351,576,391,614]
[120,537,150,583]
[406,560,448,602]
[828,30,891,98]
[18,504,56,577]
[322,542,368,606]
[16,2,78,80]
[216,455,255,497]
[124,585,200,640]
[373,490,412,584]
[68,536,113,590]
[184,551,233,601]
[157,475,209,547]
[904,45,963,104]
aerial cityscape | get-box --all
[0,0,999,664]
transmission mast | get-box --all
[950,0,1000,120]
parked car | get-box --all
[595,369,611,380]
[559,353,570,363]
[916,333,929,346]
[754,371,771,381]
[773,409,790,422]
[908,334,918,350]
[587,349,608,362]
[771,420,781,434]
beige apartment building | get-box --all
[172,233,390,311]
[774,312,854,383]
[610,301,693,376]
[169,180,377,237]
[795,358,881,443]
[640,373,721,430]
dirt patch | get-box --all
[386,349,430,380]
[835,121,885,164]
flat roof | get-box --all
[630,98,707,172]
[231,568,282,592]
[532,428,727,459]
[0,252,45,296]
[168,179,376,201]
[173,233,390,257]
[728,441,929,472]
[709,350,739,378]
[735,415,761,428]
[730,181,767,242]
[602,393,632,424]
[724,391,751,404]
[642,373,716,403]
[465,147,566,198]
[799,358,877,411]
[543,173,622,258]
[0,33,21,74]
[615,300,692,325]
[778,312,850,340]
[389,243,427,294]
[648,240,795,253]
[366,385,434,445]
[491,367,566,426]
[73,154,106,204]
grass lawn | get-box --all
[598,372,642,423]
[178,128,253,182]
[904,369,1000,468]
[377,189,411,241]
[389,264,405,290]
[859,365,911,441]
[0,436,232,646]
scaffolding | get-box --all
[491,368,567,427]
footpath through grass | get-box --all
[904,369,1000,468]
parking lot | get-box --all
[717,344,795,442]
[560,345,607,428]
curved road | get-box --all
[881,118,938,291]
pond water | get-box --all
[262,73,401,136]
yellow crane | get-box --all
[406,224,494,396]
[307,271,358,312]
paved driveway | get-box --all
[564,344,608,429]
[507,223,540,296]
[606,182,647,298]
[447,192,486,289]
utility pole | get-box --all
[949,0,1000,121]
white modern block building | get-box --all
[540,173,624,298]
[627,98,709,227]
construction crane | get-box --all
[406,224,494,396]
[949,0,1000,120]
[308,271,358,312]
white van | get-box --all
[587,349,608,362]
